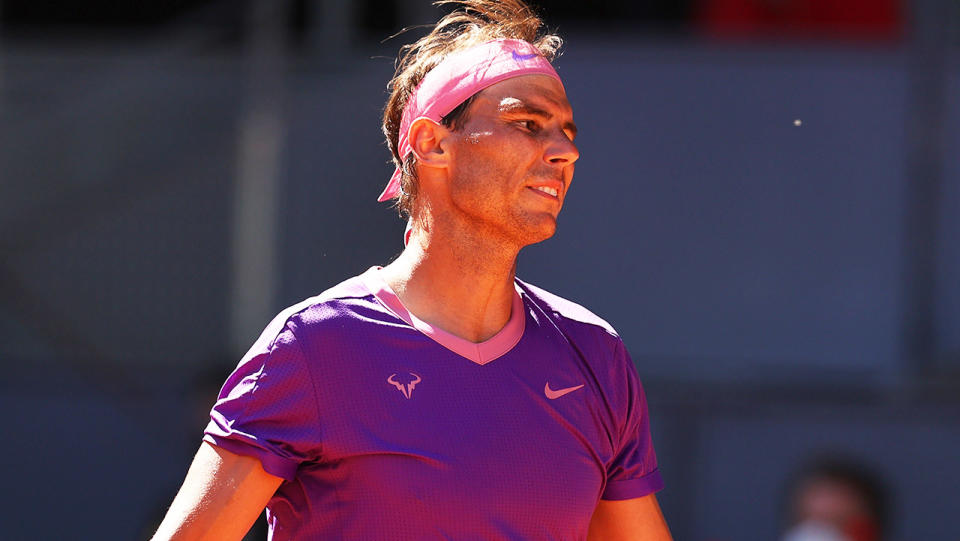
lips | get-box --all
[531,186,558,197]
[527,179,564,200]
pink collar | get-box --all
[360,267,526,365]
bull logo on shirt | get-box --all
[387,372,421,399]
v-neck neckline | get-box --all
[360,267,526,365]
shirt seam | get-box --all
[285,320,326,463]
[514,280,621,341]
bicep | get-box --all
[152,441,284,541]
[587,494,672,541]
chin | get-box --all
[516,218,558,246]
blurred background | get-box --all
[1,0,958,539]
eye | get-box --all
[517,119,541,132]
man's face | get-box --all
[791,478,877,541]
[441,74,579,247]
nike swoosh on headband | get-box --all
[511,51,539,62]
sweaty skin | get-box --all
[588,495,672,541]
[152,442,282,541]
[380,75,578,344]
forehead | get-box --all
[472,74,572,114]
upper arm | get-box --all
[152,442,284,541]
[587,494,673,541]
[602,340,664,500]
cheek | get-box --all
[448,129,540,195]
[463,129,493,145]
[451,143,510,182]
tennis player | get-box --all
[152,1,671,539]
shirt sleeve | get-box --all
[601,338,664,500]
[203,316,322,481]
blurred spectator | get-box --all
[697,0,902,40]
[781,454,889,541]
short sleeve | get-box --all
[601,339,664,500]
[203,317,322,481]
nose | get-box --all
[544,130,579,166]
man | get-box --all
[781,455,888,541]
[153,1,671,539]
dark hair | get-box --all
[382,0,563,218]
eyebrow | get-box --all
[498,101,578,138]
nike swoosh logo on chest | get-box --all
[544,382,585,399]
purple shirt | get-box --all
[205,267,663,540]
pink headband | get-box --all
[378,38,563,202]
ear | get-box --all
[408,117,451,168]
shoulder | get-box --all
[245,271,381,357]
[517,279,640,409]
[515,278,620,341]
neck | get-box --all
[380,215,520,343]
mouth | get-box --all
[530,186,559,197]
